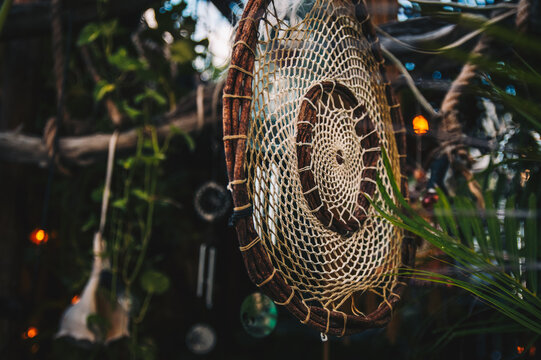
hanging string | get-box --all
[40,5,72,230]
[380,46,438,118]
[99,131,120,236]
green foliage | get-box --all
[86,313,111,340]
[77,23,102,46]
[134,88,167,106]
[94,80,115,101]
[0,0,12,37]
[48,3,206,357]
[77,20,118,46]
[170,40,196,64]
[108,48,148,72]
[121,101,143,120]
[170,125,195,152]
[140,269,170,295]
[372,148,541,334]
[74,2,208,132]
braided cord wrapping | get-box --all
[223,0,415,336]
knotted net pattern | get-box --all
[246,0,403,311]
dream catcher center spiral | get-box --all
[297,81,380,235]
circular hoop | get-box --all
[223,0,415,335]
[194,181,230,222]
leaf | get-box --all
[170,125,195,151]
[94,80,115,101]
[121,101,142,120]
[91,185,104,202]
[525,194,538,294]
[504,196,520,279]
[0,0,13,39]
[485,192,503,264]
[112,198,127,210]
[137,343,157,360]
[140,270,170,294]
[108,48,146,72]
[135,88,167,106]
[435,188,459,238]
[454,196,474,249]
[373,147,541,335]
[81,215,97,232]
[433,200,449,234]
[170,40,196,64]
[86,313,110,337]
[119,157,135,170]
[77,23,101,46]
[132,189,151,202]
[99,19,118,38]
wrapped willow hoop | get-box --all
[223,0,416,336]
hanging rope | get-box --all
[99,131,120,236]
[52,0,65,112]
[435,3,532,208]
[436,33,491,208]
[438,2,531,154]
[381,46,438,118]
[40,5,72,228]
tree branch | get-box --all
[0,83,222,167]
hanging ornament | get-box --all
[186,323,217,355]
[56,232,131,343]
[193,181,230,222]
[56,131,130,344]
[196,243,217,309]
[240,293,277,338]
[56,232,105,342]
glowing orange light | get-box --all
[530,347,536,356]
[412,115,429,135]
[71,295,80,305]
[22,327,38,339]
[29,229,49,245]
[517,346,525,354]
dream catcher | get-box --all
[223,0,415,336]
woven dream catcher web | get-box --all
[223,0,416,336]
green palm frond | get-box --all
[371,148,541,334]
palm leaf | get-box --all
[371,148,541,334]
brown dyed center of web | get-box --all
[296,81,380,236]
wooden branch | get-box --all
[0,83,222,167]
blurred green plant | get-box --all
[372,148,541,335]
[52,2,206,358]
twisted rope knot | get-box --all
[43,117,70,174]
